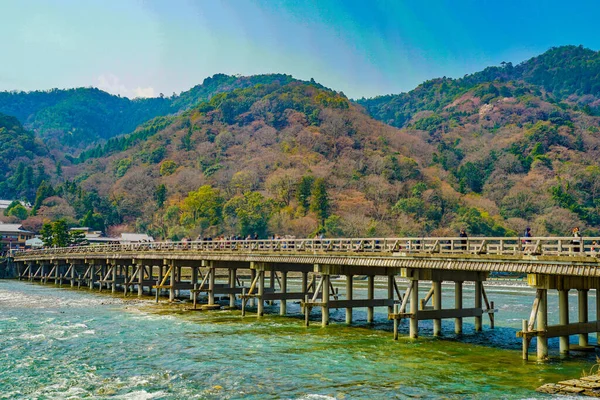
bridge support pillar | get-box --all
[25,263,30,281]
[53,263,59,285]
[367,275,374,324]
[111,265,117,293]
[537,289,548,361]
[280,270,287,315]
[257,270,264,317]
[455,281,463,334]
[302,271,308,293]
[301,271,308,314]
[169,264,176,301]
[409,279,419,339]
[123,266,129,296]
[387,275,394,316]
[578,289,589,347]
[521,275,600,360]
[98,265,104,291]
[190,266,198,301]
[89,265,95,290]
[157,265,163,297]
[474,281,482,332]
[346,274,353,324]
[41,263,46,283]
[269,269,275,306]
[230,268,237,308]
[208,264,215,306]
[137,264,144,297]
[433,280,442,337]
[70,263,76,287]
[322,274,330,327]
[175,266,181,298]
[597,289,600,343]
[250,269,257,307]
[559,289,569,355]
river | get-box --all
[0,278,595,399]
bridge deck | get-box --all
[12,237,600,277]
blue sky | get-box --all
[2,0,599,99]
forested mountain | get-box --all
[358,45,600,128]
[0,113,49,200]
[0,73,299,149]
[4,45,600,241]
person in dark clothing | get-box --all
[572,227,582,253]
[522,227,533,252]
[524,227,532,242]
[459,228,467,251]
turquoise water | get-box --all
[0,279,596,399]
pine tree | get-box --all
[40,223,54,247]
[69,229,88,246]
[296,175,314,214]
[180,128,193,151]
[31,181,55,215]
[52,219,70,248]
[154,184,167,208]
[310,178,330,227]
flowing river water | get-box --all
[0,278,597,399]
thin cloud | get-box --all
[133,86,155,98]
[96,74,155,99]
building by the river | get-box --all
[0,223,34,254]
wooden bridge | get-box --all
[11,236,600,361]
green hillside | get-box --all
[358,45,600,128]
[4,46,600,241]
[0,74,302,150]
[0,113,49,200]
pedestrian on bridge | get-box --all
[572,226,582,253]
[459,228,468,251]
[524,227,532,242]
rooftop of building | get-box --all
[0,223,33,234]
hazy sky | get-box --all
[2,0,599,99]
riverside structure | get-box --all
[10,236,600,362]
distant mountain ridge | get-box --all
[0,73,300,149]
[358,45,600,128]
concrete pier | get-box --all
[257,270,264,317]
[322,274,330,327]
[345,274,352,324]
[433,280,442,337]
[455,281,463,334]
[578,289,589,347]
[280,270,287,315]
[537,289,548,361]
[559,289,569,355]
[474,281,482,332]
[410,279,419,339]
[367,275,374,324]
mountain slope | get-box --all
[358,45,600,128]
[43,81,431,238]
[0,113,50,200]
[0,73,301,150]
[37,74,600,240]
[7,46,600,240]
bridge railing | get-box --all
[11,236,600,258]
